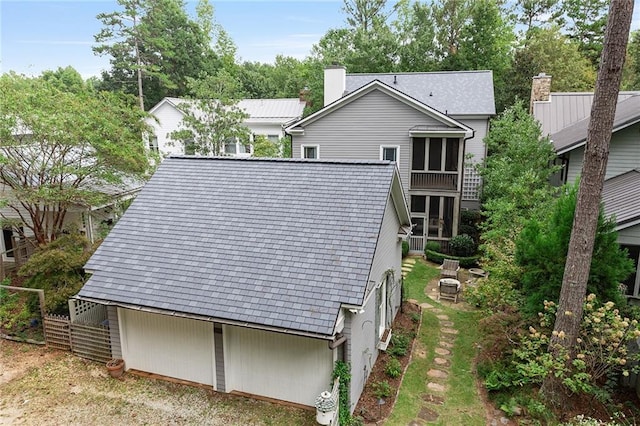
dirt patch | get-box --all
[0,339,316,425]
[0,340,59,385]
[353,301,421,423]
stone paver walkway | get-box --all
[410,308,453,425]
[407,261,511,426]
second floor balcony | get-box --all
[410,171,458,191]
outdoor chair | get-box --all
[439,259,460,279]
[438,278,461,303]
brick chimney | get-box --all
[299,87,312,107]
[324,65,346,106]
[529,73,552,112]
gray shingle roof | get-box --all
[79,157,401,337]
[551,95,640,154]
[345,70,495,116]
[603,169,640,228]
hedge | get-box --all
[424,249,480,268]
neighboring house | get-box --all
[75,157,411,411]
[285,66,495,253]
[531,74,640,298]
[147,97,306,157]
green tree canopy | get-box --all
[169,70,250,156]
[478,101,560,267]
[506,26,596,107]
[516,183,634,317]
[0,73,153,244]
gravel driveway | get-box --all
[0,340,316,425]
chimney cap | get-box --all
[533,72,552,79]
[326,63,345,70]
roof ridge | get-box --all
[167,156,393,166]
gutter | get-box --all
[73,295,335,341]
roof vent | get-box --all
[393,75,397,84]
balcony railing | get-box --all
[410,172,458,190]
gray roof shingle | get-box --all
[79,157,400,337]
[551,95,640,154]
[345,70,495,116]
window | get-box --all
[224,142,237,155]
[380,146,399,162]
[411,195,455,239]
[301,145,319,159]
[148,136,158,153]
[184,139,195,155]
[412,137,461,172]
[267,134,280,143]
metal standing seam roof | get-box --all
[345,70,496,116]
[155,97,305,123]
[79,157,403,337]
[550,95,640,154]
[602,169,640,229]
[533,92,640,136]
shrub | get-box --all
[332,361,353,426]
[387,332,411,357]
[19,233,98,315]
[402,240,409,258]
[464,277,522,313]
[487,295,640,403]
[424,241,441,252]
[424,249,479,268]
[516,183,634,317]
[372,380,393,399]
[449,234,476,257]
[385,357,402,378]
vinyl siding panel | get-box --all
[292,90,442,198]
[107,305,122,359]
[346,292,379,413]
[566,124,640,183]
[224,325,333,407]
[619,224,640,246]
[347,196,403,411]
[147,102,185,157]
[120,309,215,387]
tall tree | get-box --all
[505,26,596,108]
[516,0,556,36]
[0,74,152,244]
[343,0,393,31]
[554,0,609,67]
[455,0,515,111]
[431,0,472,66]
[94,0,215,110]
[394,0,438,72]
[94,0,147,110]
[479,101,560,258]
[621,29,640,90]
[541,0,633,403]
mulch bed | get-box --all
[353,301,421,423]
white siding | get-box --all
[146,102,185,157]
[119,309,215,387]
[347,196,403,411]
[224,325,333,407]
[566,124,640,184]
[619,225,640,246]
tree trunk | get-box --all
[541,0,634,403]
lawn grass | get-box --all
[387,257,485,425]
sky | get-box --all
[1,0,640,79]
[0,0,346,78]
